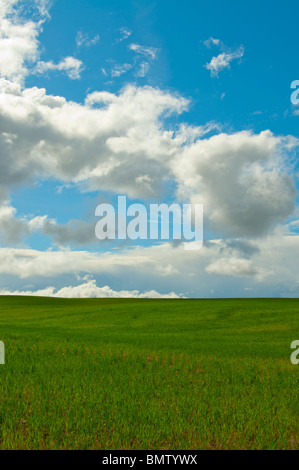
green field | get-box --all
[0,296,298,450]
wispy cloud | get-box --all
[204,37,221,48]
[76,31,100,48]
[34,56,84,79]
[35,0,52,19]
[129,43,158,60]
[118,27,132,42]
[108,42,158,79]
[111,62,133,78]
[135,61,150,78]
[205,45,244,77]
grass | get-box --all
[0,296,298,450]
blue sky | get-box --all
[0,0,298,298]
[27,0,299,132]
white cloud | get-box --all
[0,278,182,298]
[34,56,84,79]
[206,257,272,281]
[76,31,99,48]
[155,264,179,276]
[0,231,298,297]
[0,80,189,201]
[172,130,296,237]
[0,200,100,247]
[0,79,296,242]
[111,62,133,78]
[0,202,30,243]
[0,2,83,83]
[0,0,45,83]
[118,27,132,42]
[136,61,150,78]
[205,46,244,77]
[34,0,52,19]
[107,42,158,80]
[129,43,158,60]
[204,37,221,48]
[0,75,296,246]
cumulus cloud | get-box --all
[0,201,98,247]
[172,130,297,237]
[34,56,84,79]
[0,80,189,202]
[0,202,30,243]
[0,77,296,246]
[0,1,82,83]
[0,278,182,298]
[0,78,296,244]
[0,0,46,83]
[30,216,97,246]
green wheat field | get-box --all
[0,296,298,450]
